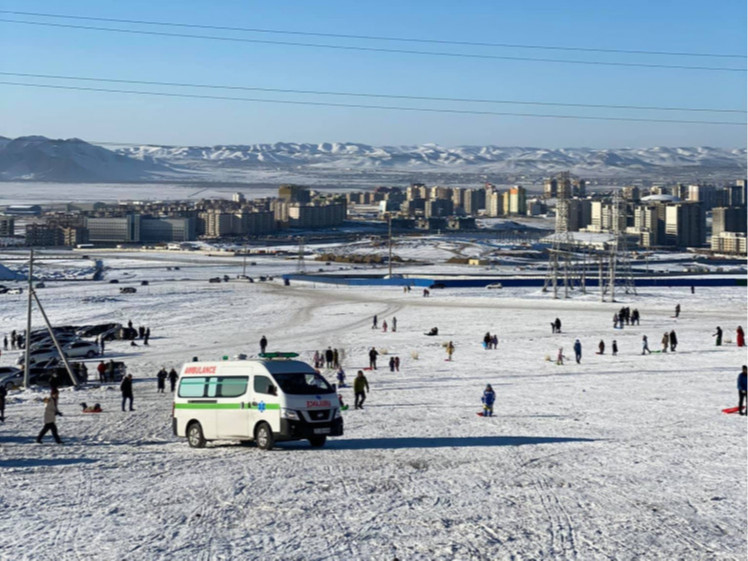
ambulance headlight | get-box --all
[333,408,341,419]
[281,408,300,421]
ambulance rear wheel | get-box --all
[308,436,327,447]
[255,422,274,450]
[187,422,206,448]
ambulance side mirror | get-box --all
[331,383,337,392]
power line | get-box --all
[1,81,743,126]
[1,9,744,60]
[1,18,744,73]
[2,72,743,114]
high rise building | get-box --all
[712,207,747,237]
[665,202,705,247]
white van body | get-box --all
[172,359,343,449]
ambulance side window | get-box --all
[206,377,219,398]
[254,375,275,395]
[218,376,248,398]
[178,377,207,398]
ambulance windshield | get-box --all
[272,372,333,395]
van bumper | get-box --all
[279,418,344,440]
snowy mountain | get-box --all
[1,136,744,182]
[117,142,746,179]
[0,136,174,182]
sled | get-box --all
[722,406,746,414]
[477,412,494,417]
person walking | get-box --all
[554,318,562,333]
[143,327,150,346]
[382,320,388,333]
[157,368,167,393]
[612,340,618,356]
[661,332,669,353]
[483,332,492,350]
[642,335,651,355]
[738,365,747,416]
[675,303,681,318]
[446,341,455,361]
[0,384,6,422]
[368,347,378,370]
[353,370,369,409]
[372,315,378,329]
[613,313,619,330]
[392,317,397,332]
[333,348,340,369]
[120,374,134,412]
[389,356,396,372]
[669,330,678,352]
[737,326,745,347]
[713,327,723,346]
[394,356,400,372]
[597,340,605,355]
[573,339,582,364]
[36,391,63,444]
[260,335,268,354]
[632,309,640,325]
[168,368,178,392]
[481,384,496,417]
[556,348,564,366]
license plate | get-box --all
[314,428,330,435]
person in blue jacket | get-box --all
[481,384,496,417]
[573,339,582,364]
[738,365,747,416]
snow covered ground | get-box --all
[0,250,746,560]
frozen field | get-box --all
[0,251,746,560]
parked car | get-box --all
[0,366,23,391]
[208,277,221,283]
[76,323,121,339]
[64,341,100,359]
[7,287,22,294]
[35,282,46,289]
[140,280,149,286]
[120,287,137,294]
[109,279,119,284]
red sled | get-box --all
[476,412,494,417]
[722,406,746,414]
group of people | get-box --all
[313,347,342,370]
[482,332,498,349]
[124,320,151,346]
[156,367,179,393]
[613,307,640,329]
[3,330,26,351]
[96,360,121,383]
[372,315,398,333]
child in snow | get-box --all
[641,335,651,355]
[336,368,346,387]
[481,384,496,417]
[556,348,564,365]
[446,341,455,361]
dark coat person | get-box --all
[368,347,378,370]
[669,330,678,352]
[0,385,6,422]
[573,340,582,364]
[714,327,723,346]
[738,366,747,415]
[120,374,134,412]
[168,368,179,392]
[157,368,167,393]
[260,336,267,354]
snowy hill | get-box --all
[116,142,747,179]
[0,136,175,182]
[1,136,744,182]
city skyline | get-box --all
[0,0,745,148]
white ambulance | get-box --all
[172,354,343,450]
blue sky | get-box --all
[0,0,745,147]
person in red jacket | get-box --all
[737,326,745,347]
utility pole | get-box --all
[388,214,393,278]
[23,249,33,388]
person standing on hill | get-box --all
[353,370,369,409]
[168,368,178,392]
[713,327,723,346]
[120,374,134,412]
[0,384,6,422]
[368,347,378,370]
[260,335,268,354]
[738,366,747,416]
[325,347,334,369]
[612,340,618,356]
[392,317,397,332]
[554,318,562,333]
[597,340,605,355]
[737,326,745,347]
[156,368,167,393]
[446,341,455,361]
[669,330,678,352]
[481,384,496,417]
[573,339,582,364]
[675,303,681,318]
[483,332,492,350]
[372,315,378,329]
[661,332,669,353]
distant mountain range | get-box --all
[1,136,745,183]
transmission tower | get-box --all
[599,191,637,301]
[543,177,585,298]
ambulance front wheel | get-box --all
[187,421,206,448]
[255,422,274,450]
[308,436,327,447]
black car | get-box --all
[109,279,119,284]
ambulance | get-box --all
[172,353,343,450]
